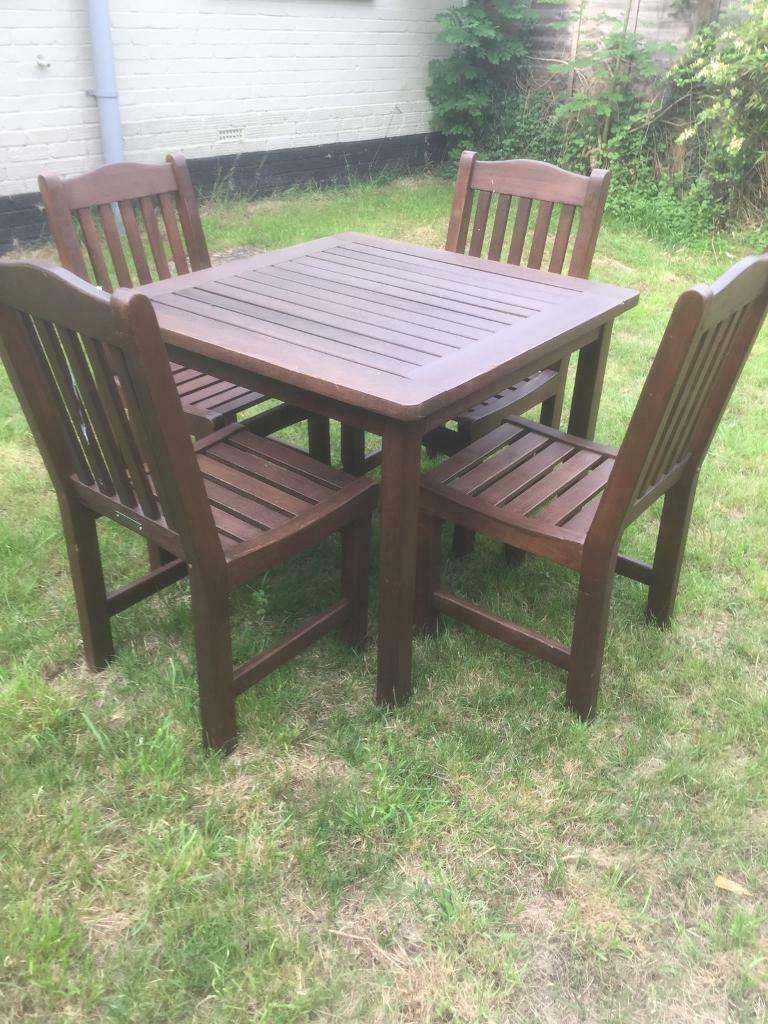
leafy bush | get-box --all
[427,0,537,154]
[669,0,768,219]
[427,0,768,239]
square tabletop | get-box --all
[137,233,639,423]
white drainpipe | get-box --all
[86,0,124,164]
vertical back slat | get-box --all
[528,201,554,270]
[507,198,532,265]
[158,193,189,275]
[34,316,114,492]
[118,200,153,285]
[82,333,160,518]
[97,203,133,288]
[76,208,113,290]
[548,205,576,274]
[138,196,171,279]
[468,191,492,259]
[24,314,94,485]
[56,324,136,507]
[487,194,512,262]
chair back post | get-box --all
[37,173,91,281]
[589,254,768,546]
[445,150,478,255]
[568,168,610,279]
[166,153,211,272]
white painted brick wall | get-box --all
[0,0,454,196]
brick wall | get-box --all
[0,0,453,198]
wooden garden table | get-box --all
[137,233,638,705]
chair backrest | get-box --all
[445,152,610,279]
[594,254,768,539]
[0,261,219,564]
[38,154,211,291]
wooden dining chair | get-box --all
[416,254,768,719]
[420,152,610,556]
[38,154,330,457]
[0,261,377,751]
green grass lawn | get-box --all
[1,175,766,1023]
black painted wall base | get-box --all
[0,132,445,253]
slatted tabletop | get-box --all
[139,233,638,421]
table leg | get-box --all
[376,422,423,706]
[567,321,614,440]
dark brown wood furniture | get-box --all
[417,254,768,719]
[129,232,638,708]
[425,153,610,451]
[38,154,330,457]
[0,261,377,751]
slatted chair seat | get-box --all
[422,418,617,564]
[417,152,611,557]
[0,262,376,752]
[416,254,768,721]
[38,155,329,456]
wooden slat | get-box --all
[534,460,614,526]
[158,292,417,378]
[24,314,94,484]
[82,332,160,518]
[245,267,483,339]
[33,316,113,493]
[198,452,314,517]
[478,440,572,506]
[487,194,512,262]
[203,477,293,531]
[56,325,136,507]
[202,279,459,355]
[528,201,554,270]
[97,203,133,288]
[468,190,492,258]
[508,198,532,265]
[505,450,604,516]
[202,438,338,501]
[76,207,113,290]
[549,205,576,274]
[138,196,171,279]
[158,192,190,275]
[117,200,153,285]
[426,422,527,485]
[451,432,548,496]
[224,430,344,489]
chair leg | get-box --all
[308,415,332,464]
[540,363,566,430]
[147,542,175,570]
[341,425,367,476]
[415,512,441,636]
[60,501,114,670]
[189,568,238,752]
[339,517,371,648]
[566,560,615,720]
[451,423,476,557]
[646,476,698,628]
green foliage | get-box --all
[669,0,768,217]
[427,0,537,153]
[428,0,768,239]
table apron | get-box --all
[166,321,605,438]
